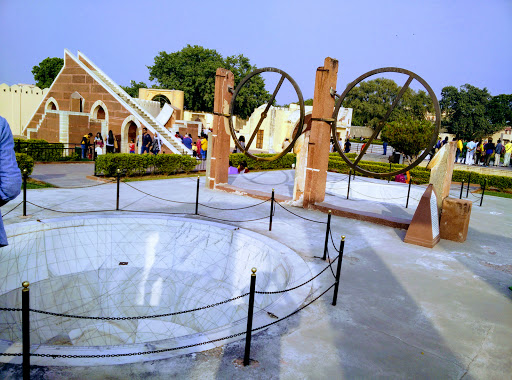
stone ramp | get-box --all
[31,163,100,187]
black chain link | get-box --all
[329,229,340,253]
[196,213,270,223]
[123,182,196,204]
[255,256,337,294]
[1,202,23,217]
[29,293,249,321]
[198,198,270,211]
[0,307,22,312]
[275,202,327,224]
[26,202,115,214]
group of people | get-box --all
[80,128,164,157]
[454,137,512,167]
[174,132,208,159]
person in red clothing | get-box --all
[196,137,203,159]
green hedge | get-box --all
[95,153,198,176]
[327,155,512,189]
[15,153,34,175]
[14,138,64,161]
[349,138,384,145]
[229,153,296,170]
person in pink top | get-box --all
[196,137,202,159]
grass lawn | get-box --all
[475,189,512,199]
[25,178,56,189]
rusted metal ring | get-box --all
[330,67,441,178]
[229,67,305,162]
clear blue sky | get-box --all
[1,0,510,103]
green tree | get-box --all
[440,84,495,140]
[120,80,148,98]
[224,54,271,119]
[381,117,434,164]
[486,94,512,128]
[341,78,433,127]
[31,57,64,89]
[148,45,270,118]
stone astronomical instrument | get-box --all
[228,67,305,161]
[228,66,440,176]
[330,67,441,178]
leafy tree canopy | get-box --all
[31,57,64,89]
[148,45,270,119]
[121,80,148,98]
[486,94,512,128]
[381,117,434,163]
[341,78,433,127]
[439,84,498,140]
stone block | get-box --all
[440,197,472,242]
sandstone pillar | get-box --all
[427,141,457,210]
[208,68,234,189]
[302,58,338,208]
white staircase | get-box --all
[91,70,191,155]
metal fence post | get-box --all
[22,281,30,380]
[322,210,332,260]
[459,180,464,199]
[479,179,486,207]
[332,236,345,306]
[388,163,391,183]
[347,171,351,200]
[405,179,412,208]
[466,172,471,198]
[244,268,257,366]
[116,169,121,211]
[22,169,27,216]
[269,188,275,231]
[195,176,200,215]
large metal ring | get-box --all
[331,67,441,177]
[229,67,305,161]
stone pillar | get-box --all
[427,141,457,210]
[207,68,234,189]
[302,57,338,208]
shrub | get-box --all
[15,153,34,175]
[229,153,296,170]
[95,154,198,176]
[13,138,64,161]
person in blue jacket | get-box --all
[0,116,22,247]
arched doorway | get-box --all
[96,106,105,120]
[127,121,137,150]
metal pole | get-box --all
[116,169,120,211]
[322,211,332,261]
[405,179,412,208]
[347,171,351,200]
[332,236,345,306]
[479,179,486,207]
[388,163,391,183]
[466,172,471,198]
[22,169,27,216]
[459,180,464,199]
[244,268,257,366]
[269,188,275,231]
[195,176,200,215]
[22,281,30,380]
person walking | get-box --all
[81,132,92,159]
[494,139,504,166]
[0,116,22,247]
[106,130,115,154]
[201,134,208,158]
[456,138,463,163]
[196,137,202,159]
[151,132,162,155]
[484,138,495,166]
[382,140,388,155]
[466,139,476,165]
[94,132,104,157]
[503,139,512,167]
[141,127,152,154]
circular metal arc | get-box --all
[229,67,305,162]
[331,67,441,178]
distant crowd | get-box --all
[441,136,512,167]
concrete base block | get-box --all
[440,197,472,242]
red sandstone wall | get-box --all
[37,113,60,142]
[26,52,134,144]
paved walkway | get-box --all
[0,170,510,379]
[31,163,99,187]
